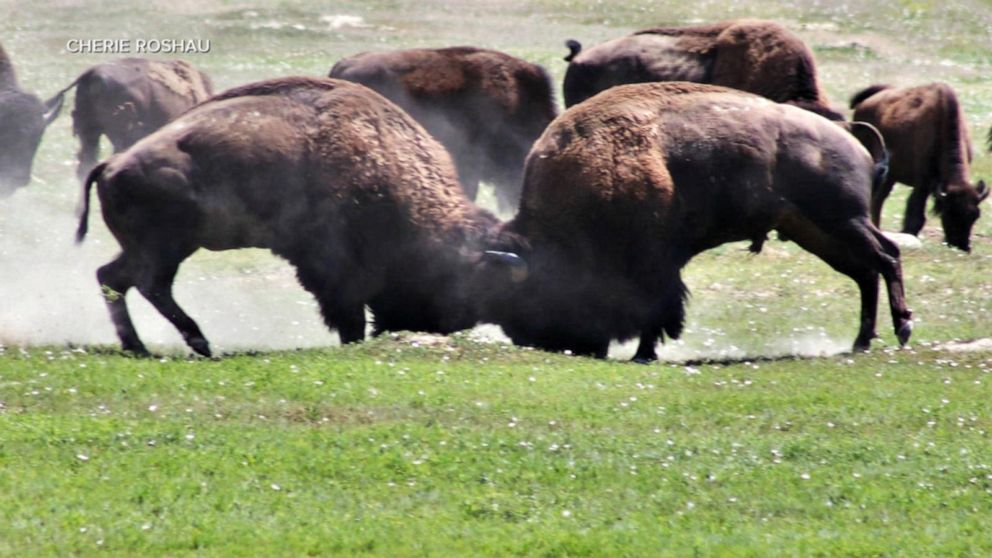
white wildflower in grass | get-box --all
[76,454,89,462]
[801,473,811,480]
[562,510,572,518]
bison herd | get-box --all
[1,17,989,361]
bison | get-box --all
[0,42,64,195]
[850,83,987,251]
[49,58,214,182]
[329,47,558,212]
[562,19,842,120]
[76,77,515,357]
[483,82,912,362]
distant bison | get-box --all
[76,77,513,357]
[562,19,842,120]
[850,83,987,251]
[51,58,213,181]
[484,83,912,361]
[330,47,558,211]
[0,42,64,195]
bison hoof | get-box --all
[896,321,913,346]
[631,354,658,365]
[188,336,212,357]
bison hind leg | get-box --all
[97,253,149,356]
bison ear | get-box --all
[42,92,66,127]
[482,250,529,283]
[978,180,988,202]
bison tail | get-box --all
[564,39,582,62]
[849,84,890,109]
[76,161,107,244]
[986,124,992,153]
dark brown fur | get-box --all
[562,19,842,120]
[486,83,912,361]
[76,77,505,357]
[0,43,65,195]
[329,47,558,212]
[851,83,987,251]
[66,58,213,181]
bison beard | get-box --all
[76,77,507,357]
[486,82,913,361]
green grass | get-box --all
[2,0,992,555]
[2,340,992,556]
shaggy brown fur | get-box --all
[329,47,558,212]
[0,43,64,195]
[52,58,214,181]
[850,83,988,251]
[76,77,507,357]
[562,19,841,120]
[485,82,912,361]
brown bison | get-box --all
[850,83,987,251]
[562,19,842,120]
[0,43,65,195]
[329,47,558,211]
[51,58,213,181]
[483,82,912,362]
[76,77,515,357]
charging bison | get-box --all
[484,83,912,362]
[76,77,515,357]
[329,47,558,212]
[0,43,64,195]
[49,58,214,182]
[562,19,842,120]
[850,83,987,251]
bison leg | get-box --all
[97,253,148,356]
[135,257,211,357]
[871,176,896,228]
[777,219,880,351]
[870,228,914,346]
[632,328,660,364]
[902,185,930,236]
[292,262,367,344]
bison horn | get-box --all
[483,250,529,282]
[978,180,989,202]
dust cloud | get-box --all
[0,188,334,353]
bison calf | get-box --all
[486,82,913,361]
[850,83,987,251]
[76,77,510,356]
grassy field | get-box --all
[2,0,992,555]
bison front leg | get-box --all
[902,184,930,236]
[632,328,660,364]
[292,261,367,344]
[97,253,148,356]
[870,176,896,228]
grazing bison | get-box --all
[483,82,912,362]
[329,47,558,211]
[0,43,64,195]
[850,83,987,251]
[76,77,512,357]
[48,58,213,182]
[562,19,842,120]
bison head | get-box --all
[0,88,63,196]
[935,180,987,252]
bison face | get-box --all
[936,181,986,252]
[0,89,62,196]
